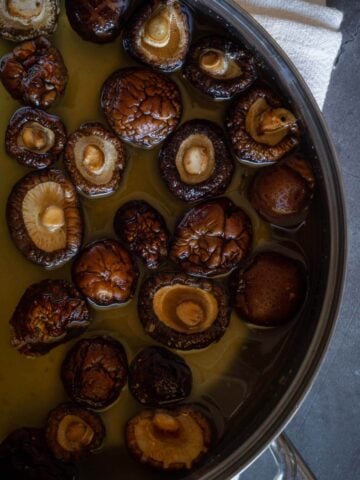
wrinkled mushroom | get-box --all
[5,107,66,169]
[46,403,105,462]
[0,36,68,109]
[64,123,126,197]
[61,336,128,410]
[159,119,234,202]
[138,272,231,350]
[123,0,191,72]
[126,405,212,470]
[170,198,253,277]
[6,169,83,269]
[184,36,257,99]
[226,86,300,164]
[101,67,182,148]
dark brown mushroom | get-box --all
[46,403,105,462]
[61,336,128,410]
[0,428,78,480]
[231,251,307,326]
[123,0,191,72]
[183,36,257,99]
[159,119,234,202]
[138,272,231,350]
[10,279,91,357]
[64,123,126,198]
[0,0,60,42]
[170,198,253,277]
[226,86,300,164]
[249,155,315,226]
[101,67,182,148]
[126,405,212,471]
[0,36,68,109]
[5,107,66,169]
[65,0,129,43]
[114,200,169,269]
[129,346,192,405]
[72,239,138,307]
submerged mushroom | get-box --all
[46,403,105,462]
[170,198,253,277]
[10,279,90,357]
[64,123,126,197]
[61,336,128,410]
[126,405,212,471]
[138,272,231,350]
[0,0,60,42]
[226,86,300,164]
[159,119,234,202]
[184,36,257,99]
[5,107,66,169]
[0,36,68,109]
[6,169,83,269]
[123,0,191,72]
[101,67,182,148]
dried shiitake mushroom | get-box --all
[170,198,253,277]
[138,272,231,350]
[0,36,68,109]
[10,279,90,357]
[159,119,234,202]
[101,67,182,148]
[61,336,128,410]
[5,107,66,169]
[184,36,257,99]
[226,86,300,164]
[231,251,306,326]
[6,169,83,269]
[65,0,129,43]
[64,123,126,198]
[0,0,60,42]
[123,0,191,72]
[46,403,105,462]
[126,405,212,471]
[72,239,138,307]
[0,428,78,479]
[129,346,192,405]
[249,155,315,226]
[114,200,169,269]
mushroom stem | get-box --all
[6,0,43,19]
[40,205,65,232]
[183,146,209,175]
[200,50,227,75]
[153,413,180,435]
[176,301,205,327]
[57,415,94,452]
[259,108,297,134]
[144,10,171,47]
[22,125,48,151]
[83,144,105,175]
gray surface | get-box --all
[241,1,360,479]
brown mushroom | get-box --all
[101,67,182,148]
[126,405,212,471]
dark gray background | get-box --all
[241,1,359,479]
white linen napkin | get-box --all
[234,0,343,108]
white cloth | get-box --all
[235,0,343,108]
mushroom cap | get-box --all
[10,279,91,357]
[159,119,234,202]
[101,67,182,148]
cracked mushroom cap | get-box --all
[72,239,139,307]
[101,67,182,148]
[123,0,191,72]
[5,107,66,169]
[138,272,231,350]
[159,119,234,202]
[0,0,60,42]
[170,198,253,277]
[184,35,257,100]
[226,86,301,165]
[10,279,91,357]
[6,169,83,269]
[45,403,105,462]
[126,405,212,471]
[61,336,128,410]
[64,123,126,198]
